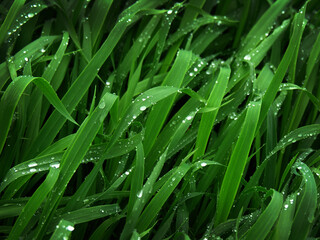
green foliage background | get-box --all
[0,0,320,239]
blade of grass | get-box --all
[8,167,59,240]
[0,76,77,156]
[33,92,117,239]
[242,190,283,240]
[193,63,230,161]
[215,100,261,225]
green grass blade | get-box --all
[49,219,74,240]
[272,194,296,240]
[0,0,26,46]
[33,92,117,238]
[0,35,59,90]
[215,100,261,225]
[25,9,138,157]
[54,204,121,226]
[127,142,144,215]
[8,167,59,240]
[289,161,317,240]
[242,190,283,240]
[193,63,230,161]
[238,0,290,57]
[137,163,191,232]
[143,50,193,154]
[259,2,307,128]
[0,76,77,155]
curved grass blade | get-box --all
[0,35,59,90]
[0,76,77,155]
[289,161,317,240]
[236,125,320,213]
[242,190,283,240]
[279,83,320,111]
[267,124,320,159]
[26,5,142,158]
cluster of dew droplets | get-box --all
[81,147,102,163]
[105,81,111,90]
[56,223,74,236]
[188,59,207,77]
[126,94,153,127]
[162,7,178,28]
[205,61,218,75]
[8,3,44,37]
[283,196,295,211]
[228,112,239,121]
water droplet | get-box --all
[167,9,173,14]
[186,116,192,120]
[30,168,37,173]
[50,162,60,168]
[28,13,34,18]
[244,55,251,61]
[137,190,143,198]
[201,162,207,167]
[140,106,147,111]
[28,162,38,168]
[66,225,74,231]
[99,101,106,109]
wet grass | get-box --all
[0,0,320,239]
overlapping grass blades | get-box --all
[0,0,319,239]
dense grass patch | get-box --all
[0,0,320,239]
